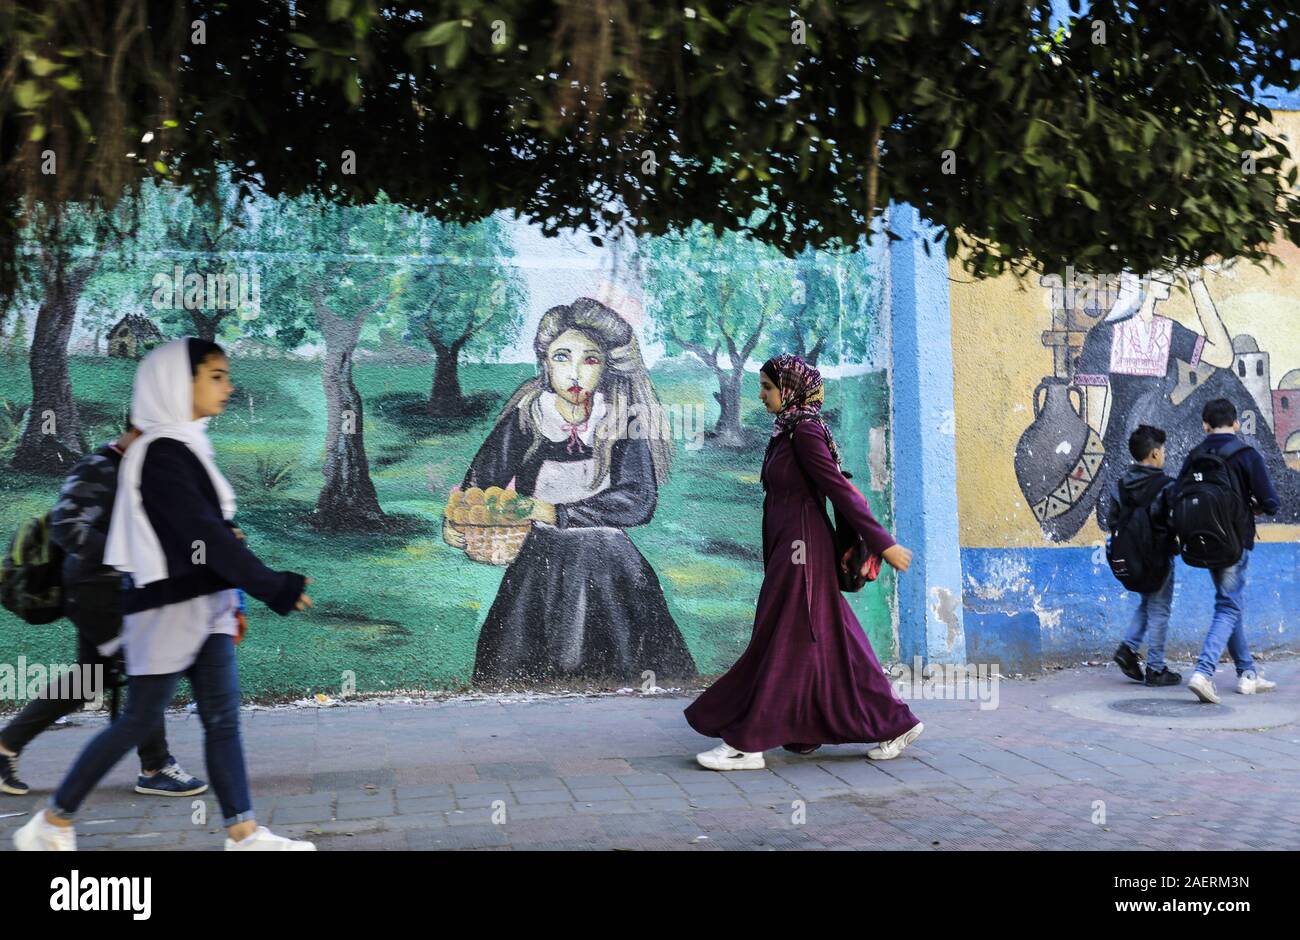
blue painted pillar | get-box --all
[887,203,968,665]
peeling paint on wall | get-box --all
[930,586,962,649]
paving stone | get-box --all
[0,659,1294,851]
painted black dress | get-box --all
[462,391,697,685]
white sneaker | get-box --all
[1188,672,1221,704]
[224,825,316,851]
[695,743,765,771]
[1237,672,1277,695]
[13,809,77,851]
[867,721,924,761]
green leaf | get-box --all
[28,123,45,142]
[446,31,468,68]
[1025,119,1045,148]
[29,56,60,77]
[55,73,81,91]
[869,92,889,127]
[153,160,169,175]
[1079,189,1100,211]
[14,81,43,109]
[412,21,465,49]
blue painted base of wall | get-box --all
[961,544,1299,673]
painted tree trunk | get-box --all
[428,339,471,416]
[711,369,747,448]
[12,268,89,473]
[316,309,386,529]
[189,308,226,343]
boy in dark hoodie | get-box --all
[1110,425,1181,686]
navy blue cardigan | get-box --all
[120,438,305,616]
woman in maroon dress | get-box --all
[684,354,924,770]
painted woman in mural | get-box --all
[1075,268,1234,529]
[444,297,697,685]
[1073,267,1299,529]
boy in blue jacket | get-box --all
[1180,399,1281,704]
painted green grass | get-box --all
[0,353,894,702]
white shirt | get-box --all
[531,391,614,516]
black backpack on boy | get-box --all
[1105,475,1174,593]
[1172,438,1251,569]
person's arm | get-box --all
[48,454,114,563]
[1102,480,1122,532]
[1074,323,1112,438]
[1185,269,1233,369]
[555,437,657,529]
[1151,479,1176,542]
[140,440,305,615]
[1242,448,1281,516]
[462,410,527,491]
[790,421,896,556]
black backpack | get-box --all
[1105,474,1173,593]
[1172,438,1250,569]
[1,512,66,625]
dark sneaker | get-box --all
[135,757,208,797]
[1113,644,1145,682]
[1,750,29,796]
[1144,667,1182,687]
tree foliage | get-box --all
[3,0,1300,315]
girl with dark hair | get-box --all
[446,297,696,684]
[684,353,922,770]
[15,338,316,851]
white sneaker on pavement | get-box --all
[224,825,316,851]
[695,742,765,771]
[13,809,77,851]
[1237,672,1277,695]
[866,722,924,761]
[1188,672,1221,704]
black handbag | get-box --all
[787,433,881,593]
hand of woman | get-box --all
[442,516,466,548]
[527,499,557,525]
[296,577,314,612]
[882,544,913,572]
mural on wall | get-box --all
[1015,265,1300,540]
[0,179,895,697]
[448,297,697,685]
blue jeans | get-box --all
[50,633,254,827]
[1123,565,1174,671]
[1194,549,1256,680]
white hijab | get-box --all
[103,338,238,587]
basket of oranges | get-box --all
[444,484,535,565]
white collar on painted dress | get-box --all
[537,390,607,444]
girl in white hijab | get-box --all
[15,338,316,852]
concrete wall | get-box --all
[0,218,897,699]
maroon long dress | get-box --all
[684,420,919,752]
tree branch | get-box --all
[669,326,722,374]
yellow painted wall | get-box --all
[951,111,1300,549]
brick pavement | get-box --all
[2,658,1298,851]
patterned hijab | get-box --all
[761,353,845,470]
